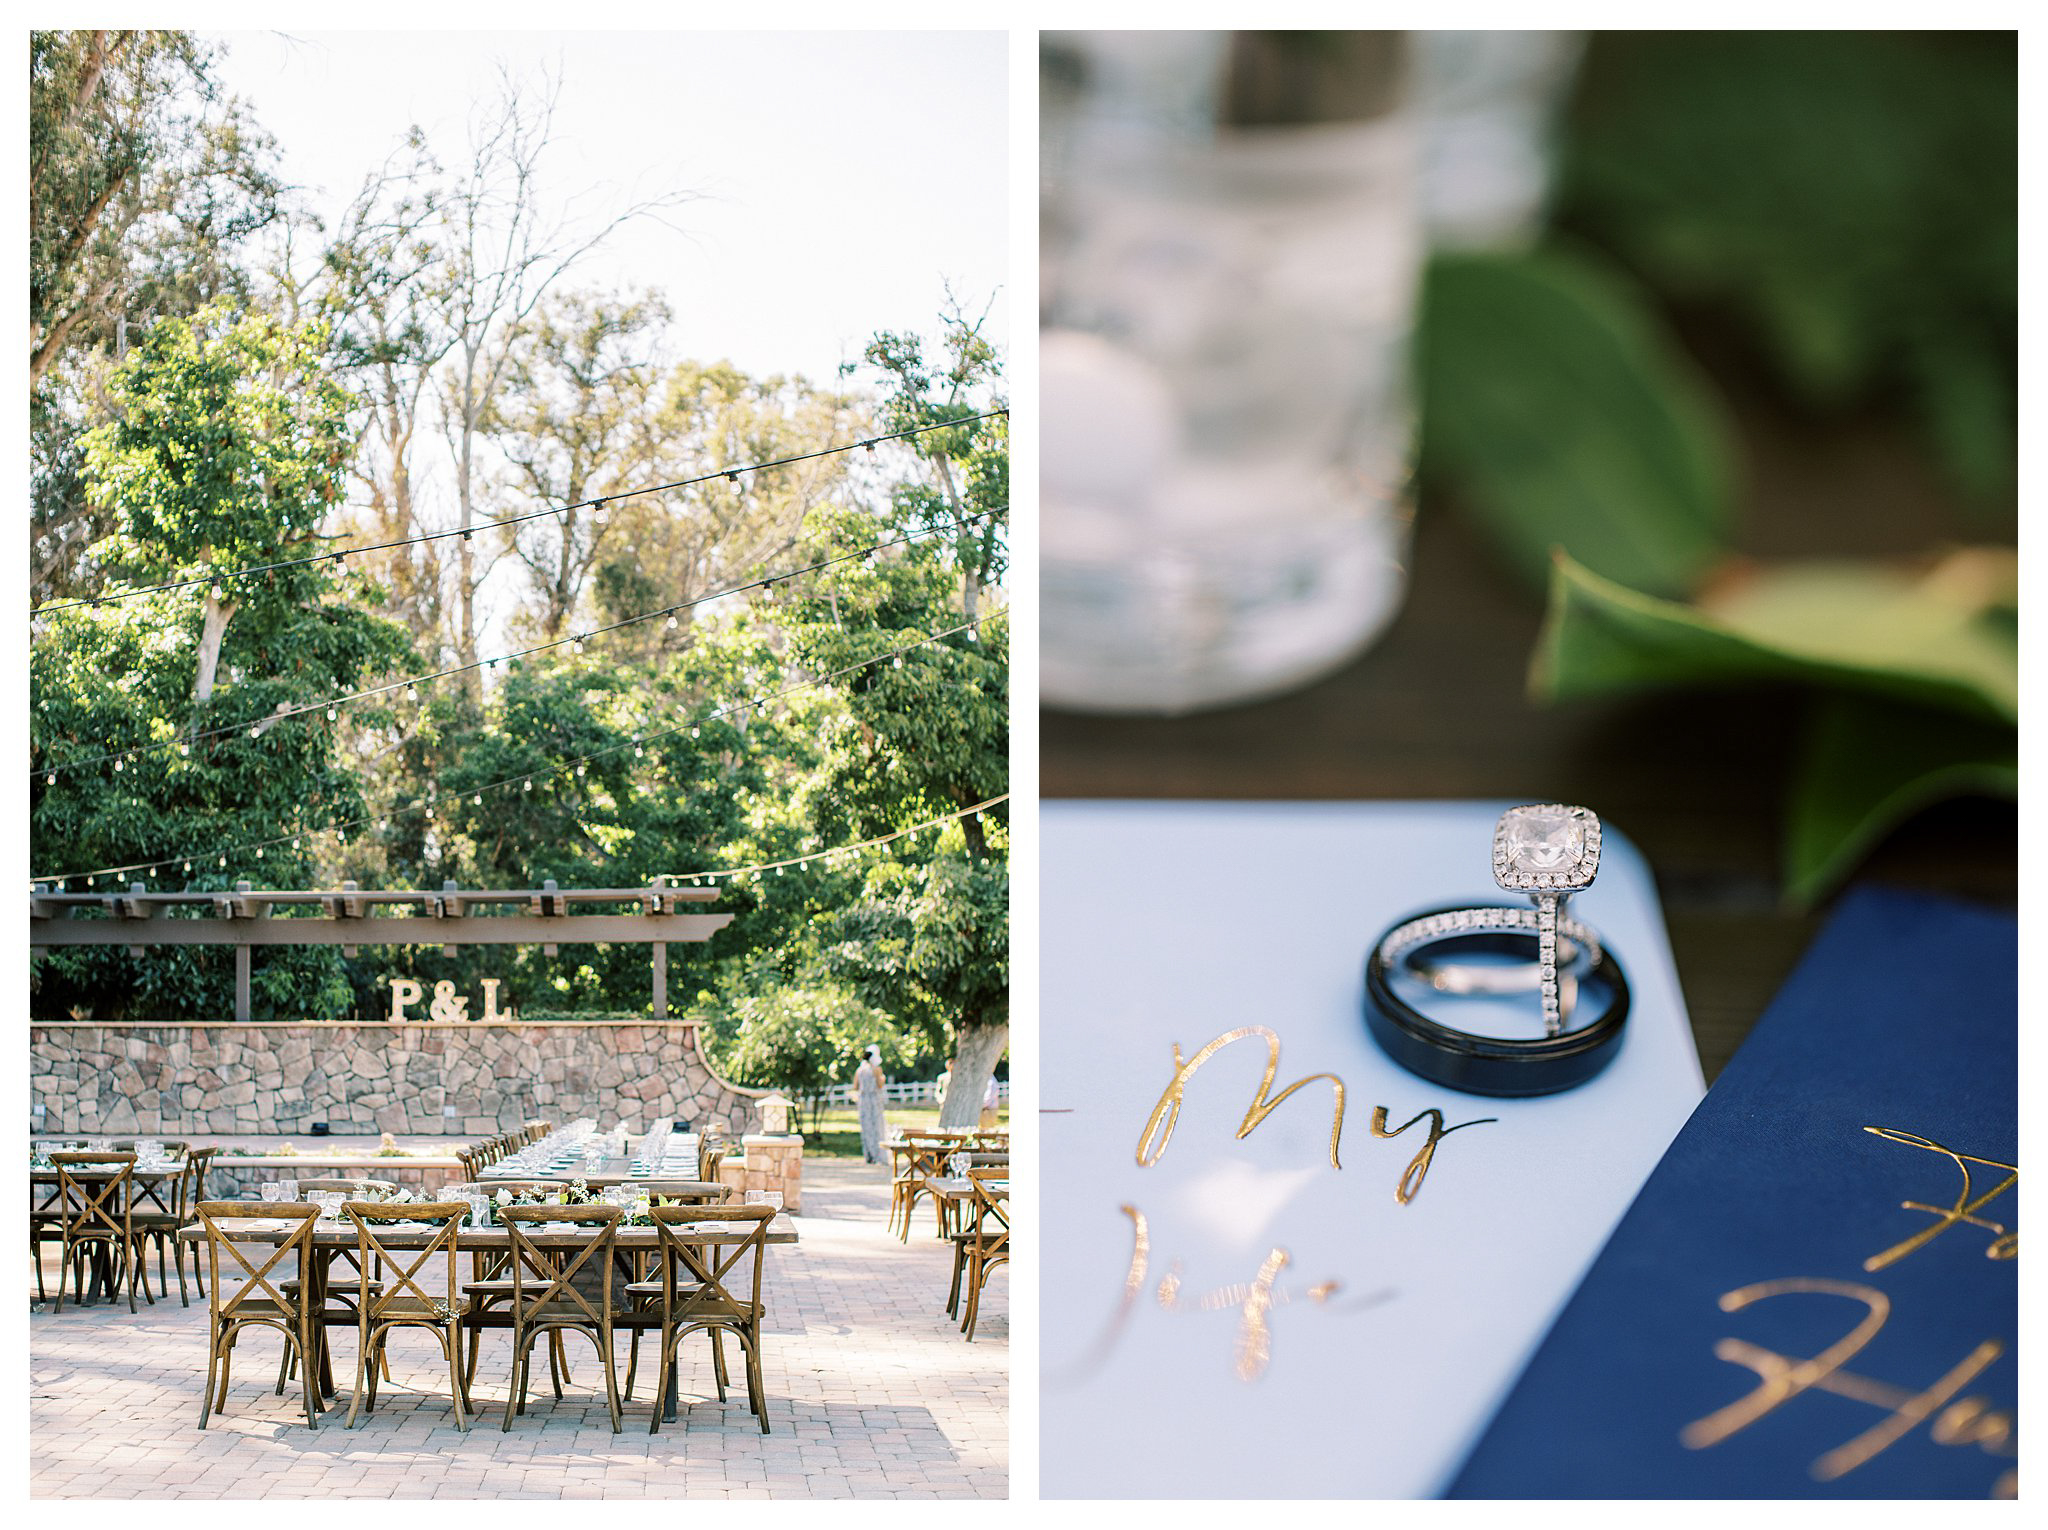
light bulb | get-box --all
[326,707,337,721]
[892,655,903,668]
[665,611,678,630]
[178,744,190,757]
[576,763,587,777]
[255,846,264,859]
[218,856,227,868]
[45,773,55,786]
[523,780,532,792]
[472,794,481,806]
[691,727,701,738]
[406,683,418,699]
[183,861,191,873]
[634,745,644,758]
[113,759,123,772]
[249,726,261,739]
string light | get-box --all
[34,612,1001,885]
[31,410,1007,618]
[34,511,996,776]
[659,795,1008,885]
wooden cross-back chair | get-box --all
[454,1182,563,1395]
[627,1203,777,1435]
[343,1201,473,1431]
[134,1146,217,1307]
[618,1183,735,1398]
[959,1168,1010,1342]
[523,1120,552,1146]
[478,1204,625,1432]
[892,1132,972,1241]
[273,1178,402,1398]
[195,1200,323,1429]
[30,1156,68,1303]
[50,1153,147,1313]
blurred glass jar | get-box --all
[1412,31,1584,249]
[1041,31,1421,714]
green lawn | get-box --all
[797,1102,1009,1160]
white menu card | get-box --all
[1040,801,1705,1498]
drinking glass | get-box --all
[1041,30,1421,713]
[259,1181,282,1203]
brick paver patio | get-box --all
[30,1160,1006,1499]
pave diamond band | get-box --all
[1377,906,1603,968]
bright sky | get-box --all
[198,29,1007,655]
[207,29,1010,383]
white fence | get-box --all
[805,1078,1009,1107]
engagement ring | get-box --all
[1492,804,1602,1037]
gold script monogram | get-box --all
[1680,1279,2014,1487]
[1860,1127,2017,1270]
[1134,1025,1494,1204]
[1680,1126,2017,1495]
[1075,1206,1385,1382]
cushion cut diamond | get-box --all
[1503,808,1584,874]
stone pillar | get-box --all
[718,1133,804,1214]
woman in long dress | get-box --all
[855,1045,888,1165]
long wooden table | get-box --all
[177,1214,799,1423]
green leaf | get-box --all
[1418,245,1736,597]
[1783,693,2016,909]
[1532,551,2017,726]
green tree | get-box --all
[787,310,1010,1127]
[707,972,918,1134]
[31,304,414,1022]
[31,29,284,600]
[76,304,356,700]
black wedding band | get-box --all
[1364,905,1629,1097]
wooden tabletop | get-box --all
[175,1215,798,1250]
[478,1153,719,1195]
[923,1176,1010,1203]
[1043,376,2016,1081]
[31,1163,183,1185]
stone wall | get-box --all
[30,1021,765,1138]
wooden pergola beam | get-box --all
[28,882,732,1023]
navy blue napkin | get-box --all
[1447,885,2016,1499]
